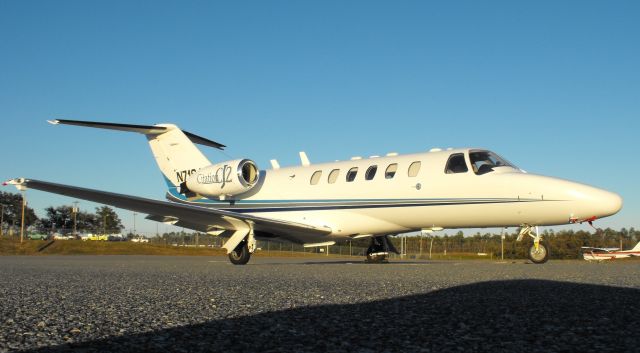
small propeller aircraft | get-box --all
[3,120,623,264]
[582,241,640,261]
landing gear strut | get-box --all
[517,225,549,264]
[224,227,257,265]
[366,235,399,263]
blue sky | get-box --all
[1,1,638,235]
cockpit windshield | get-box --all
[469,150,516,175]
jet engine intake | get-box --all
[183,159,259,199]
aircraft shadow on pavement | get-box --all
[37,280,640,353]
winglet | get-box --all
[3,178,27,191]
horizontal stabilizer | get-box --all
[48,119,226,150]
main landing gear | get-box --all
[224,228,258,265]
[366,235,400,263]
[517,225,549,264]
[228,240,251,265]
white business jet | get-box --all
[582,242,640,261]
[3,120,623,265]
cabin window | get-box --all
[385,164,398,179]
[365,165,378,180]
[408,161,421,177]
[327,169,340,184]
[445,153,468,174]
[310,170,322,185]
[346,167,358,182]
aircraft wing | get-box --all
[580,246,619,252]
[3,178,332,243]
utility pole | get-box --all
[103,214,108,236]
[20,190,26,243]
[133,212,137,236]
[429,237,434,259]
[72,201,79,238]
[501,228,506,261]
[404,237,408,257]
[0,204,5,237]
[620,236,623,251]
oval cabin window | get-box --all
[408,161,421,177]
[310,171,322,185]
[365,165,378,180]
[346,167,358,182]
[328,169,340,184]
[385,164,398,179]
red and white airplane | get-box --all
[582,242,640,261]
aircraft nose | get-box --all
[573,185,623,218]
[597,190,623,217]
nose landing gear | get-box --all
[517,225,549,264]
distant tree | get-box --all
[75,211,98,233]
[0,191,38,232]
[38,205,99,234]
[39,206,73,233]
[95,206,124,234]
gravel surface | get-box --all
[0,256,639,352]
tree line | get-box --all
[0,191,124,235]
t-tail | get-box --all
[47,119,224,193]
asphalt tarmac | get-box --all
[1,256,639,352]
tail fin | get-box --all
[632,241,640,251]
[48,119,223,187]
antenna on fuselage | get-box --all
[299,152,311,166]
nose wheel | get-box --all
[528,242,549,264]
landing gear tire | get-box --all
[228,241,251,265]
[528,242,549,264]
[365,243,388,263]
[366,252,388,263]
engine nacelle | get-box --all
[181,159,259,199]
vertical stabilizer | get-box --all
[147,124,212,187]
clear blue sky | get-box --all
[1,1,638,235]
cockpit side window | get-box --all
[469,150,515,175]
[445,153,469,174]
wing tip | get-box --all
[47,119,60,125]
[3,178,27,191]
